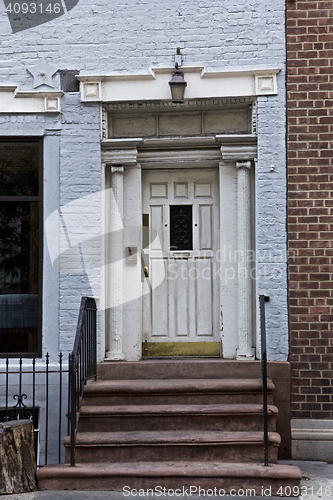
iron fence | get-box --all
[0,353,69,467]
[0,296,97,468]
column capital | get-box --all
[111,165,124,174]
[101,138,142,166]
[236,161,252,170]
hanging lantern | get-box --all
[169,65,187,103]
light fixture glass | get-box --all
[169,65,187,103]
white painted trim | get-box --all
[100,163,107,362]
[102,139,141,166]
[78,67,281,103]
[44,97,61,113]
[255,75,277,95]
[101,135,258,170]
[101,132,258,359]
[0,86,63,113]
[220,136,257,162]
[80,81,102,102]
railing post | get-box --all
[58,352,63,464]
[70,353,76,467]
[259,294,269,467]
[5,357,9,422]
[44,353,50,465]
[68,297,97,467]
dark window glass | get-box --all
[0,202,39,294]
[0,142,39,196]
[0,142,40,355]
[170,205,193,251]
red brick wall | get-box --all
[287,0,333,418]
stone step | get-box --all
[82,378,274,405]
[97,359,278,380]
[78,403,278,432]
[37,461,302,494]
[63,430,281,464]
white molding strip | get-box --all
[0,86,63,113]
[77,67,281,103]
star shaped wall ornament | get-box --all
[27,61,58,89]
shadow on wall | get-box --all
[3,0,80,33]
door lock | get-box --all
[141,251,150,281]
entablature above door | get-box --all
[101,96,258,167]
[101,134,257,168]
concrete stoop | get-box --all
[37,360,301,492]
[37,462,302,494]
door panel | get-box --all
[142,168,220,351]
[151,257,168,337]
[199,205,212,250]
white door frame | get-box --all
[141,167,220,349]
[101,133,257,361]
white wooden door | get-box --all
[142,168,220,347]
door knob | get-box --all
[143,266,149,278]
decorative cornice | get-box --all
[0,86,63,113]
[102,138,143,149]
[101,139,142,166]
[106,97,254,112]
[138,148,221,168]
[77,66,281,82]
[101,135,257,167]
[77,67,281,103]
[102,149,139,166]
[219,135,257,162]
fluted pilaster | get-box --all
[106,165,125,360]
[236,161,255,360]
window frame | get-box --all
[0,137,43,358]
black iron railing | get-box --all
[259,294,270,467]
[0,353,69,467]
[69,297,97,466]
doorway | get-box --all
[142,168,220,357]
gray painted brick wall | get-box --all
[257,83,288,361]
[0,0,285,80]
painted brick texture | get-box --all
[0,0,285,79]
[287,0,333,418]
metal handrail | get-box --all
[259,294,269,467]
[69,297,97,466]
